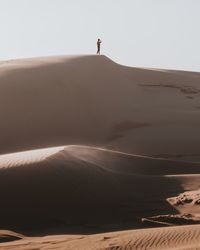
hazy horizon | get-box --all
[0,0,199,72]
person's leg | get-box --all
[97,44,100,54]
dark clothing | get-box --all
[97,39,102,54]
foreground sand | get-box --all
[0,225,200,250]
[0,55,200,249]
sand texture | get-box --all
[0,55,199,249]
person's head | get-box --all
[98,38,101,41]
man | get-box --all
[97,38,102,55]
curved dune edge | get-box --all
[0,146,65,168]
[0,145,199,230]
[0,230,24,243]
[1,145,200,176]
[0,225,200,250]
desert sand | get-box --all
[1,55,200,158]
[0,225,200,250]
[0,55,199,249]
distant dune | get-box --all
[0,55,200,250]
[0,55,200,159]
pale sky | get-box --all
[0,0,199,71]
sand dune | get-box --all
[0,55,200,158]
[0,145,199,249]
[0,55,200,249]
[0,225,200,250]
[0,145,199,231]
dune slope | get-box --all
[0,55,200,249]
[0,55,200,158]
[0,225,200,250]
[0,145,199,230]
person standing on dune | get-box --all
[97,38,102,55]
